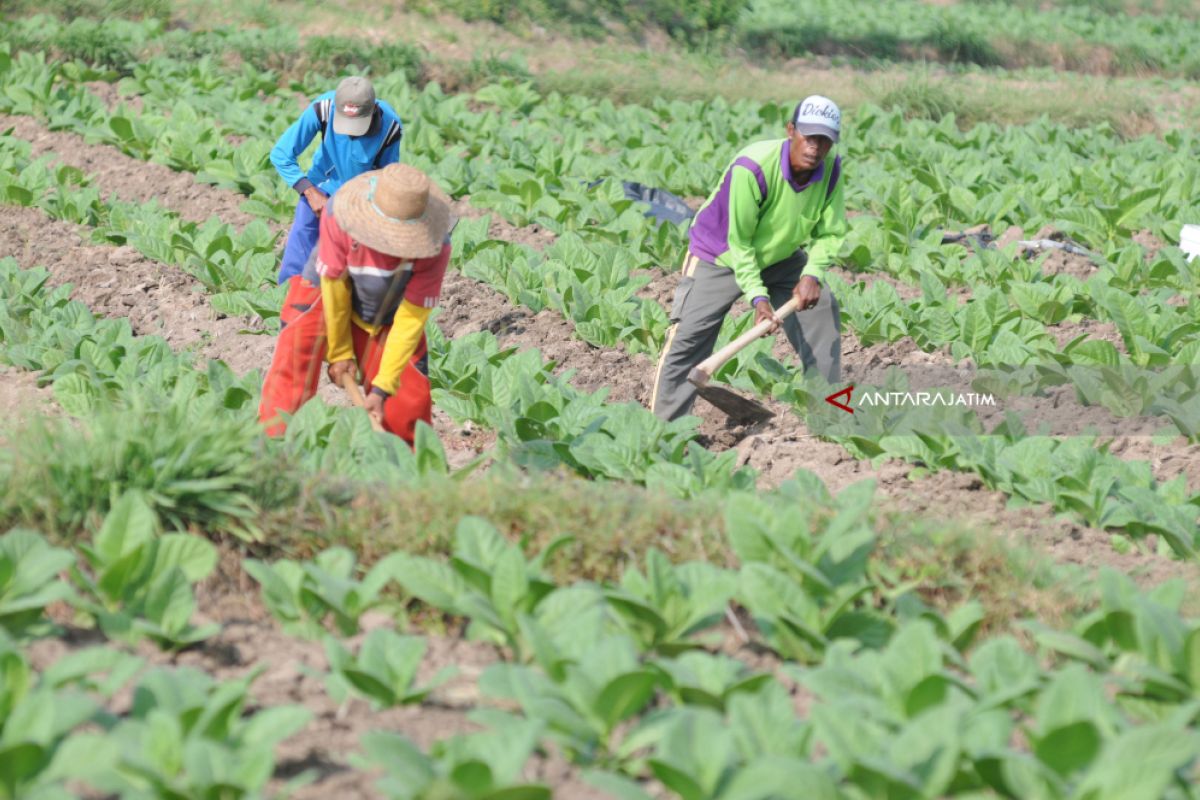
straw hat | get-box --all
[333,163,452,258]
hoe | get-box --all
[337,372,386,433]
[687,296,801,426]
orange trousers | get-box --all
[258,276,432,443]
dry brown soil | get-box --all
[0,114,259,228]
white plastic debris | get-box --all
[1182,224,1200,263]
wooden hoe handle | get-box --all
[688,297,801,387]
[337,372,385,433]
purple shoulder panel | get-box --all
[825,155,841,201]
[733,156,768,204]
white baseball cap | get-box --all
[792,95,841,142]
[333,76,376,136]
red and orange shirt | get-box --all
[308,197,450,394]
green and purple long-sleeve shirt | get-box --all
[688,138,846,302]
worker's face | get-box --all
[787,123,833,172]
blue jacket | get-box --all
[270,91,403,196]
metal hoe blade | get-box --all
[693,384,775,426]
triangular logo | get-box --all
[825,385,854,414]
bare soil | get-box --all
[0,114,262,229]
[1038,246,1101,280]
[1046,316,1128,353]
[0,366,54,449]
[0,365,50,417]
[1105,435,1200,496]
[0,205,275,371]
[83,80,143,115]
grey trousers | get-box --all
[650,250,841,422]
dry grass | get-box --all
[230,467,1111,637]
[875,508,1094,638]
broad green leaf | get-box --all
[93,491,157,566]
[138,567,196,641]
[241,706,311,750]
[595,671,659,731]
[1035,721,1100,777]
[153,534,218,583]
[1036,666,1106,732]
[723,756,840,799]
[648,758,705,800]
[391,555,468,613]
[490,547,530,627]
[1073,725,1200,800]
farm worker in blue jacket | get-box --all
[270,75,404,285]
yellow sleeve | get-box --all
[321,274,355,364]
[373,299,431,395]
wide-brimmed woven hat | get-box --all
[334,163,452,258]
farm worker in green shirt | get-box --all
[650,95,847,422]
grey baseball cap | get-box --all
[333,76,376,136]
[791,95,841,142]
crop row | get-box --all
[5,27,1200,542]
[6,32,1195,373]
[465,228,1200,552]
[7,46,1196,394]
[0,133,760,499]
[0,239,759,506]
[13,0,1200,79]
[6,487,1200,798]
[13,79,1192,453]
[8,16,1200,259]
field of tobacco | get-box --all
[1,9,1199,799]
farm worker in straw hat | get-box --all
[650,94,846,422]
[270,75,404,286]
[257,163,454,441]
